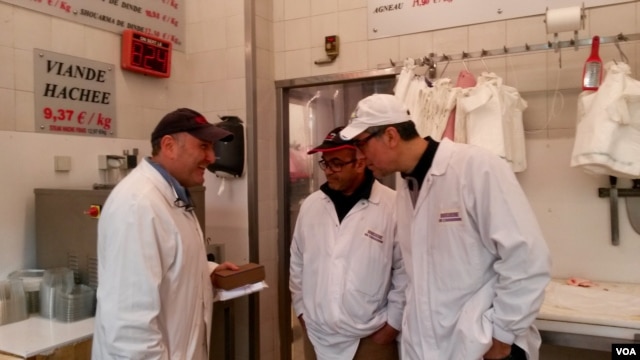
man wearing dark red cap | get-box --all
[93,108,239,359]
[289,126,407,360]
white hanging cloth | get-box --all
[457,72,528,172]
[571,61,640,178]
[420,78,459,140]
[394,58,416,103]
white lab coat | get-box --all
[290,181,407,360]
[398,139,550,360]
[92,158,215,360]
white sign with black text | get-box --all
[368,0,634,39]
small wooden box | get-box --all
[213,263,265,290]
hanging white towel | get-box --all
[404,76,429,134]
[421,78,458,140]
[394,58,416,103]
[502,85,528,172]
[458,72,507,159]
[571,61,640,178]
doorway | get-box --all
[276,72,397,360]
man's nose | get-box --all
[206,148,216,164]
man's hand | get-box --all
[483,338,512,359]
[369,323,399,345]
[210,261,239,287]
[298,314,306,331]
[213,261,239,273]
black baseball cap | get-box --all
[151,108,234,143]
[307,126,356,155]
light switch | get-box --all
[54,156,72,172]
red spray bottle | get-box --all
[582,36,603,91]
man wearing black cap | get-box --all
[93,108,239,359]
[289,127,407,360]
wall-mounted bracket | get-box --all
[314,35,339,65]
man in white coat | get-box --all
[290,126,407,360]
[340,94,551,360]
[93,108,238,359]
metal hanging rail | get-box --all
[386,32,640,76]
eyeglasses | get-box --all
[318,158,357,172]
[353,130,380,149]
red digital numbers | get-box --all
[121,30,172,78]
[130,41,169,74]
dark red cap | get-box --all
[307,126,356,155]
[151,108,234,143]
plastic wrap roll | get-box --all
[546,6,582,34]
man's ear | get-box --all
[160,134,177,158]
[384,127,400,148]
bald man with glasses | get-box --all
[289,126,407,360]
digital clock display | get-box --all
[121,29,172,78]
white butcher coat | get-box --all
[92,158,215,360]
[290,180,407,359]
[398,139,550,360]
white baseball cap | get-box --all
[340,94,412,140]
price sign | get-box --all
[34,49,117,137]
[121,29,172,78]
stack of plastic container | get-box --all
[39,267,95,322]
[8,269,45,314]
[0,279,28,325]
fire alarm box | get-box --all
[325,35,339,57]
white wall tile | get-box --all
[15,90,34,133]
[468,21,506,53]
[13,8,51,51]
[339,41,367,72]
[589,2,636,37]
[14,49,32,92]
[398,32,434,61]
[187,22,206,53]
[338,8,367,43]
[189,50,227,83]
[256,0,272,21]
[312,0,338,16]
[506,53,547,92]
[273,0,285,21]
[311,14,339,49]
[199,0,226,20]
[225,78,247,110]
[273,21,285,52]
[338,0,367,11]
[284,0,310,20]
[521,91,548,132]
[226,46,245,79]
[85,28,119,65]
[368,37,399,70]
[202,20,228,51]
[256,15,272,51]
[545,46,589,91]
[224,0,244,17]
[0,88,15,130]
[433,27,468,57]
[284,49,312,78]
[506,15,546,48]
[548,90,578,130]
[0,3,14,47]
[284,18,311,51]
[256,48,274,80]
[310,46,339,76]
[274,51,286,79]
[51,20,85,58]
[0,46,14,89]
[203,80,229,112]
[226,14,244,48]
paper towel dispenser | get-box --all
[208,116,244,178]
